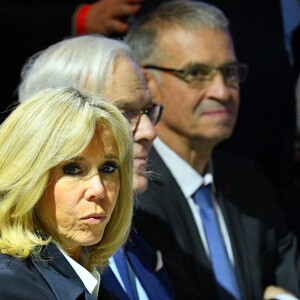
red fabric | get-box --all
[75,4,92,35]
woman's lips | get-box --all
[81,214,106,224]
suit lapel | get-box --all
[149,149,207,259]
[126,230,174,300]
[101,230,175,300]
[148,148,216,291]
[213,152,252,299]
[101,266,130,300]
[32,243,94,300]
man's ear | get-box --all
[142,70,159,101]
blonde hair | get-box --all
[0,87,133,270]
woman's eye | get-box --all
[63,163,81,176]
[100,162,119,174]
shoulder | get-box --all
[212,150,281,210]
[0,252,37,279]
[128,229,156,257]
[212,150,273,189]
[0,253,55,299]
[213,150,265,174]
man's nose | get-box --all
[206,72,231,100]
[134,113,157,142]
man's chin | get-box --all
[133,174,148,195]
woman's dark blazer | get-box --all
[0,242,113,299]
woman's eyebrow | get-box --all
[104,154,119,160]
[68,154,119,161]
[67,156,85,162]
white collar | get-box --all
[59,247,100,298]
[153,137,214,197]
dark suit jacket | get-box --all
[135,148,300,300]
[0,242,113,299]
[101,229,175,300]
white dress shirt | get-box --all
[154,137,235,264]
[275,295,299,300]
[59,247,100,299]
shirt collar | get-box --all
[59,247,100,298]
[154,137,214,198]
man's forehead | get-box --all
[110,88,152,110]
[103,59,152,109]
[104,57,146,87]
[158,27,235,65]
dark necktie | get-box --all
[193,184,241,300]
[114,247,138,300]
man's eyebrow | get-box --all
[116,100,153,110]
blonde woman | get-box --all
[0,87,133,299]
[18,35,174,300]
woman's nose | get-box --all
[85,174,105,201]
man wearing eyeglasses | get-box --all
[18,35,174,300]
[125,1,300,299]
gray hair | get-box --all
[125,0,230,65]
[18,35,135,102]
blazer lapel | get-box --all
[32,243,94,300]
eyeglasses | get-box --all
[143,62,248,88]
[121,103,164,132]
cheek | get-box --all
[233,92,240,109]
[38,181,82,229]
[35,190,58,234]
[229,91,240,119]
[106,180,120,212]
[100,172,121,213]
[161,91,197,125]
[229,85,240,101]
[53,180,82,207]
